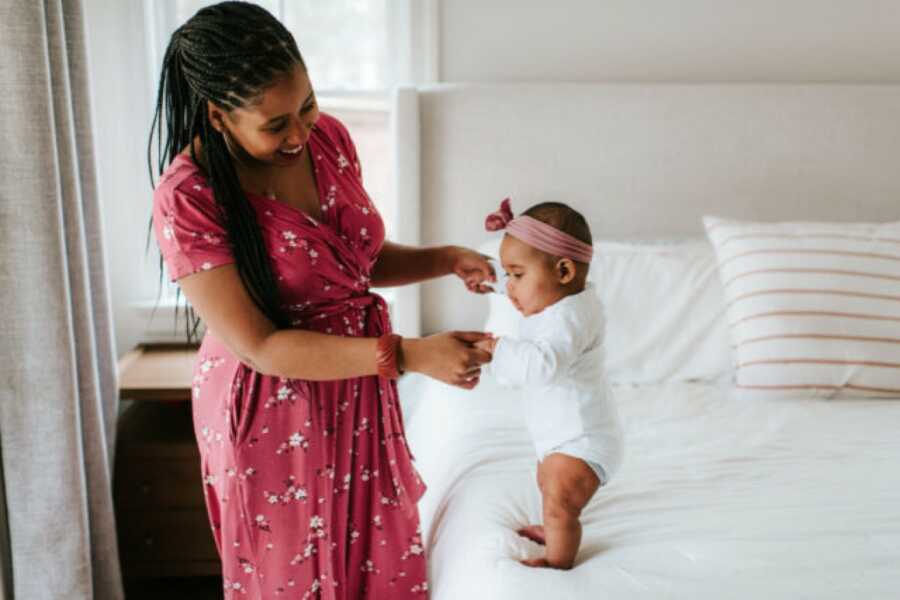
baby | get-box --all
[477,198,623,570]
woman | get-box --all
[149,3,493,597]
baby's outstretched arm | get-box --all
[488,308,587,386]
[490,333,578,386]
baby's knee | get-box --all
[541,481,589,521]
[540,459,600,510]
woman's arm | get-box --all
[178,264,492,385]
[371,241,496,291]
[370,241,455,287]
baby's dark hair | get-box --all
[522,202,593,247]
[520,202,592,289]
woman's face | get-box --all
[500,235,565,317]
[214,64,320,167]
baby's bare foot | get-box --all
[520,557,552,568]
[516,525,546,545]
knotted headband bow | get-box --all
[484,198,593,264]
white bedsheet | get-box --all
[397,374,900,599]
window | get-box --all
[138,0,436,338]
[145,0,398,234]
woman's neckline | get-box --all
[174,129,326,226]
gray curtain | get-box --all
[0,1,123,599]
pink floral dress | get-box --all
[152,113,427,598]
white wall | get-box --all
[440,0,900,83]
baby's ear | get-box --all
[556,258,576,285]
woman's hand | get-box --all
[446,246,496,294]
[402,331,493,389]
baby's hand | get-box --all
[474,336,498,354]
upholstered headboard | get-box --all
[391,83,900,334]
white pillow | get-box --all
[596,239,732,383]
[478,237,732,384]
[704,216,900,398]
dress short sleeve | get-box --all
[152,175,234,282]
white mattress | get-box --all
[397,374,900,599]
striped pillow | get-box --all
[704,216,900,397]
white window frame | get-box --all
[136,0,437,340]
[143,0,438,102]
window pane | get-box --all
[143,0,398,315]
[172,0,280,28]
[282,1,388,92]
[151,0,395,231]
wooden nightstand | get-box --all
[115,344,220,579]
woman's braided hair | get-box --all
[148,1,303,339]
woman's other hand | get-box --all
[402,331,493,389]
[446,246,496,294]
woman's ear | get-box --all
[556,258,576,285]
[207,100,227,133]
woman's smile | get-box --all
[276,143,304,162]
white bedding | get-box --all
[398,374,900,599]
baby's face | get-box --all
[499,235,566,317]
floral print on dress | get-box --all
[321,184,338,214]
[336,152,350,173]
[264,476,308,506]
[151,113,426,599]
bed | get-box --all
[390,83,900,598]
[398,375,900,599]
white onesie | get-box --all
[485,284,624,483]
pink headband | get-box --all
[484,198,593,264]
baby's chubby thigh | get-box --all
[537,453,601,519]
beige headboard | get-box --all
[391,83,900,334]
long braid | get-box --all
[148,1,305,340]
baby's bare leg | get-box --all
[518,462,548,544]
[523,453,600,570]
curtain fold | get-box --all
[0,1,123,598]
